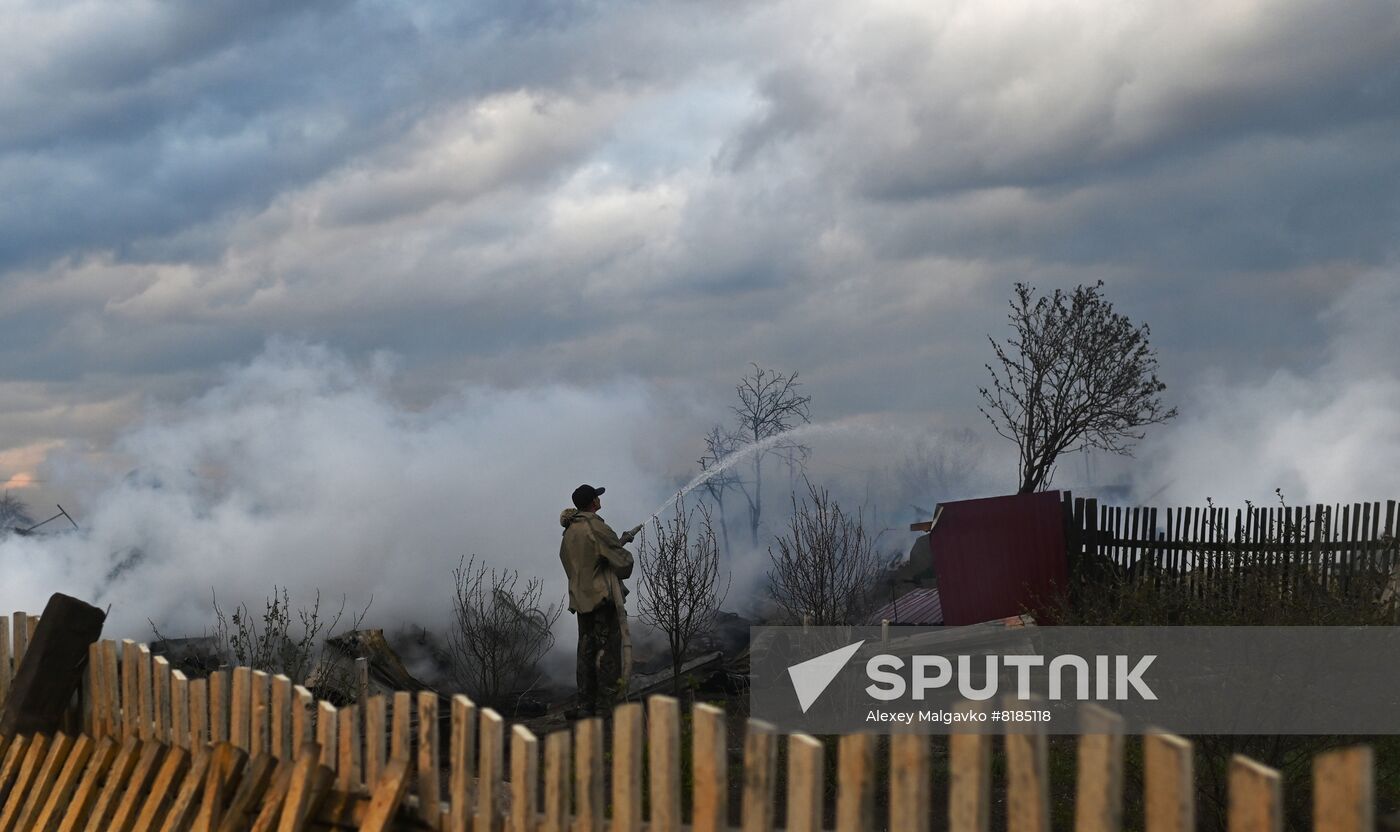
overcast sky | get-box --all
[2,0,1399,513]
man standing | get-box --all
[560,484,642,718]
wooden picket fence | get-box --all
[1063,494,1400,595]
[0,625,1385,830]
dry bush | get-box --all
[448,555,562,708]
[768,482,880,625]
[152,586,369,703]
[637,500,731,693]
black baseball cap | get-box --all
[572,484,605,510]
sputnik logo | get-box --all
[787,640,865,712]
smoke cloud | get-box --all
[1134,268,1400,507]
[0,339,682,641]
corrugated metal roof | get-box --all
[929,490,1068,626]
[867,587,943,625]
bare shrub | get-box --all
[0,493,34,535]
[637,500,731,694]
[768,482,881,625]
[448,556,562,708]
[153,586,369,703]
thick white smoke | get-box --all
[0,340,679,641]
[1134,268,1400,506]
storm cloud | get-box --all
[0,0,1397,628]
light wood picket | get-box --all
[0,629,1384,831]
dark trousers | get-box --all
[576,600,622,713]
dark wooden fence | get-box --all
[1060,493,1400,598]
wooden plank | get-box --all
[786,734,824,832]
[0,618,10,710]
[193,744,247,832]
[131,745,189,832]
[1383,498,1394,577]
[358,756,411,832]
[154,656,172,744]
[648,696,682,832]
[156,749,211,832]
[247,759,294,832]
[292,686,313,753]
[30,734,94,832]
[1144,732,1193,832]
[84,738,145,832]
[136,644,154,742]
[190,677,209,750]
[0,736,31,810]
[218,752,277,832]
[12,732,75,832]
[231,667,251,752]
[417,692,440,821]
[1005,719,1050,832]
[317,701,338,769]
[612,703,643,832]
[171,670,190,751]
[364,695,387,796]
[106,740,168,832]
[1080,498,1092,563]
[339,704,363,793]
[574,717,604,832]
[740,719,776,832]
[447,695,475,832]
[84,641,100,738]
[834,732,874,832]
[1129,504,1141,572]
[1340,504,1353,590]
[949,721,990,832]
[251,670,271,758]
[275,744,324,832]
[542,730,570,832]
[355,659,369,705]
[478,708,504,832]
[271,675,293,761]
[0,732,55,832]
[118,641,137,739]
[209,670,229,744]
[390,691,411,762]
[1313,746,1372,832]
[1228,755,1281,832]
[691,703,727,832]
[54,737,118,832]
[511,724,538,832]
[13,614,28,672]
[1075,705,1123,832]
[890,732,929,832]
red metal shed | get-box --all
[927,490,1068,626]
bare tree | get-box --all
[979,281,1176,494]
[894,428,983,514]
[698,425,742,559]
[448,556,562,708]
[730,364,812,544]
[0,493,33,535]
[768,482,881,626]
[636,500,731,694]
